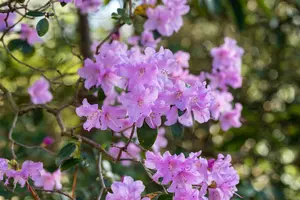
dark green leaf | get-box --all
[170,122,184,139]
[8,39,34,55]
[56,142,77,166]
[157,194,173,200]
[8,39,25,51]
[178,109,185,117]
[228,0,245,31]
[36,18,49,37]
[26,11,44,17]
[256,0,272,18]
[21,42,34,55]
[32,109,44,125]
[137,124,158,149]
[205,0,223,15]
[60,2,67,7]
[117,8,125,16]
[60,158,82,171]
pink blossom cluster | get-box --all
[0,158,43,187]
[0,12,16,31]
[208,38,244,131]
[58,0,102,13]
[20,24,42,45]
[34,169,62,191]
[144,0,190,36]
[0,158,62,190]
[106,176,150,200]
[28,77,53,105]
[145,151,239,200]
[77,41,214,132]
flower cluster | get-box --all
[28,77,53,105]
[0,159,43,187]
[208,38,244,131]
[34,169,62,191]
[0,158,62,191]
[106,176,149,200]
[77,41,214,132]
[0,12,16,31]
[144,0,190,37]
[20,24,42,46]
[145,151,239,200]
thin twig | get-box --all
[8,113,18,160]
[97,152,106,200]
[34,187,75,200]
[71,165,78,198]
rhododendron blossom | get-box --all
[34,169,62,191]
[20,24,42,45]
[145,151,239,200]
[0,12,16,31]
[106,176,148,200]
[28,77,53,105]
[0,159,43,188]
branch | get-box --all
[97,152,106,200]
[34,187,75,200]
[95,22,124,55]
[8,113,18,159]
[0,82,18,112]
[71,165,78,198]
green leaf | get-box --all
[205,0,223,15]
[228,0,245,31]
[56,142,77,166]
[26,11,44,17]
[8,39,25,51]
[60,158,82,171]
[8,39,34,55]
[32,109,43,125]
[60,2,67,7]
[170,122,184,139]
[157,194,173,200]
[256,0,272,18]
[36,18,49,37]
[137,124,158,149]
[117,8,125,15]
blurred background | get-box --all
[0,0,300,199]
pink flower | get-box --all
[210,91,233,120]
[141,31,161,48]
[28,77,53,104]
[208,154,239,200]
[209,37,244,90]
[20,24,42,45]
[99,105,127,132]
[42,136,55,146]
[2,159,43,188]
[34,169,62,191]
[119,86,158,123]
[144,6,174,36]
[0,159,8,181]
[106,176,145,200]
[220,103,242,131]
[0,12,16,31]
[109,142,141,166]
[78,58,125,95]
[76,98,102,131]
